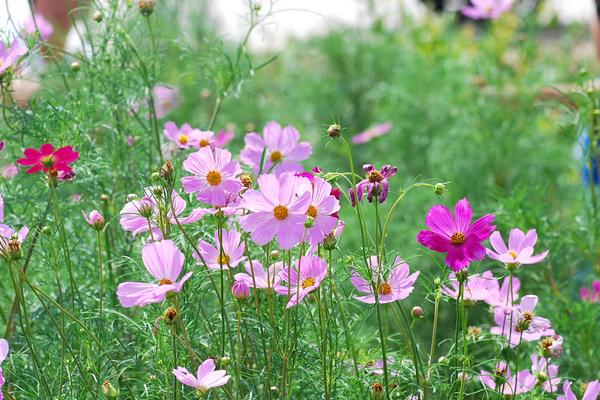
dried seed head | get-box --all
[327,124,341,138]
[138,0,157,16]
[163,306,178,325]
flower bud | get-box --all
[138,198,154,218]
[163,306,178,325]
[102,381,119,399]
[100,194,110,202]
[456,268,469,283]
[270,249,280,259]
[127,193,137,202]
[70,61,81,72]
[322,232,338,251]
[220,356,231,366]
[138,0,156,16]
[150,172,161,182]
[92,11,103,22]
[160,160,175,184]
[84,210,105,231]
[7,239,23,260]
[433,182,446,197]
[411,306,424,318]
[41,226,51,235]
[232,280,250,301]
[370,382,384,400]
[304,216,315,228]
[327,124,341,138]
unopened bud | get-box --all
[220,356,231,366]
[138,0,156,16]
[304,216,315,228]
[163,306,178,325]
[232,280,250,301]
[41,226,51,235]
[370,382,384,400]
[322,232,337,251]
[84,210,105,231]
[70,61,81,71]
[433,182,446,197]
[92,11,103,22]
[327,124,341,138]
[270,249,280,259]
[150,172,161,182]
[102,381,119,398]
[100,194,110,202]
[270,386,278,392]
[411,306,424,318]
[7,239,22,260]
[160,160,175,184]
[456,268,469,283]
[138,198,154,218]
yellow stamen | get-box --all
[199,139,210,147]
[270,150,282,162]
[159,278,172,285]
[178,134,189,145]
[273,205,288,221]
[451,232,466,246]
[307,205,318,218]
[302,277,315,289]
[377,282,392,295]
[206,170,222,186]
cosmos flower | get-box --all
[234,260,283,290]
[0,194,3,222]
[194,229,245,270]
[24,13,54,41]
[164,122,203,149]
[0,338,8,400]
[239,173,311,250]
[153,85,180,119]
[240,121,312,176]
[581,281,600,303]
[490,295,554,347]
[214,130,235,148]
[480,362,535,396]
[360,358,398,377]
[182,147,242,207]
[116,240,192,308]
[351,122,392,144]
[462,0,512,20]
[351,256,419,304]
[173,358,230,394]
[231,279,250,300]
[275,255,327,308]
[83,210,105,230]
[1,165,18,180]
[540,334,563,358]
[17,144,79,175]
[484,275,520,308]
[417,198,495,271]
[530,355,560,393]
[0,37,27,75]
[299,175,340,245]
[558,380,600,400]
[442,270,496,302]
[486,228,548,267]
[0,223,29,261]
[349,164,397,206]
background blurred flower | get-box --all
[0,37,27,75]
[462,0,513,20]
[24,13,54,41]
[351,122,392,144]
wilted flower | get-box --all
[240,121,312,176]
[442,270,496,302]
[116,240,192,307]
[417,198,495,271]
[351,122,392,144]
[349,164,397,206]
[231,279,250,300]
[530,355,560,393]
[164,122,204,149]
[557,380,600,400]
[275,255,327,308]
[581,281,600,303]
[17,144,79,176]
[173,358,230,394]
[194,229,245,270]
[240,173,311,249]
[462,0,512,20]
[479,361,535,395]
[24,13,54,41]
[486,228,548,268]
[351,256,419,304]
[234,260,283,290]
[83,210,105,230]
[101,380,119,399]
[0,37,27,75]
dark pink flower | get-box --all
[417,198,495,271]
[349,164,397,206]
[581,281,600,303]
[17,143,79,175]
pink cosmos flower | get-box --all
[486,228,548,266]
[480,361,535,396]
[231,279,250,300]
[173,358,230,394]
[0,38,27,75]
[275,255,327,308]
[164,122,203,149]
[1,165,18,180]
[417,198,495,271]
[351,122,392,144]
[214,130,235,148]
[540,334,563,358]
[531,355,560,393]
[83,210,105,230]
[194,229,245,270]
[240,121,312,176]
[484,275,520,308]
[0,338,8,400]
[24,13,54,41]
[119,189,204,237]
[351,256,419,304]
[117,240,192,308]
[153,85,180,119]
[558,380,600,400]
[349,164,397,206]
[490,295,554,347]
[234,260,282,290]
[182,147,242,207]
[240,173,311,249]
[361,358,398,377]
[299,175,340,245]
[17,144,79,175]
[581,281,600,303]
[462,0,512,20]
[442,270,496,302]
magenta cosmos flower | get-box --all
[17,144,79,175]
[480,361,535,396]
[173,358,230,394]
[351,256,419,304]
[558,380,600,400]
[182,147,242,207]
[299,175,340,245]
[442,270,496,302]
[240,121,312,176]
[0,338,8,400]
[240,173,311,249]
[275,255,327,308]
[349,164,397,206]
[462,0,512,20]
[484,275,520,308]
[351,122,392,145]
[234,260,283,290]
[24,14,54,41]
[83,210,105,230]
[164,122,204,149]
[194,229,245,270]
[117,240,192,307]
[487,228,548,267]
[531,355,560,393]
[0,38,27,75]
[120,189,204,237]
[490,295,554,347]
[417,198,495,271]
[581,281,600,303]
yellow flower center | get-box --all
[159,278,172,285]
[199,139,210,147]
[270,150,282,162]
[508,250,518,259]
[206,170,222,186]
[307,204,318,218]
[217,253,230,266]
[377,282,392,295]
[368,170,383,183]
[302,277,315,289]
[450,232,466,246]
[41,155,55,167]
[178,134,189,145]
[273,205,289,221]
[522,311,533,322]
